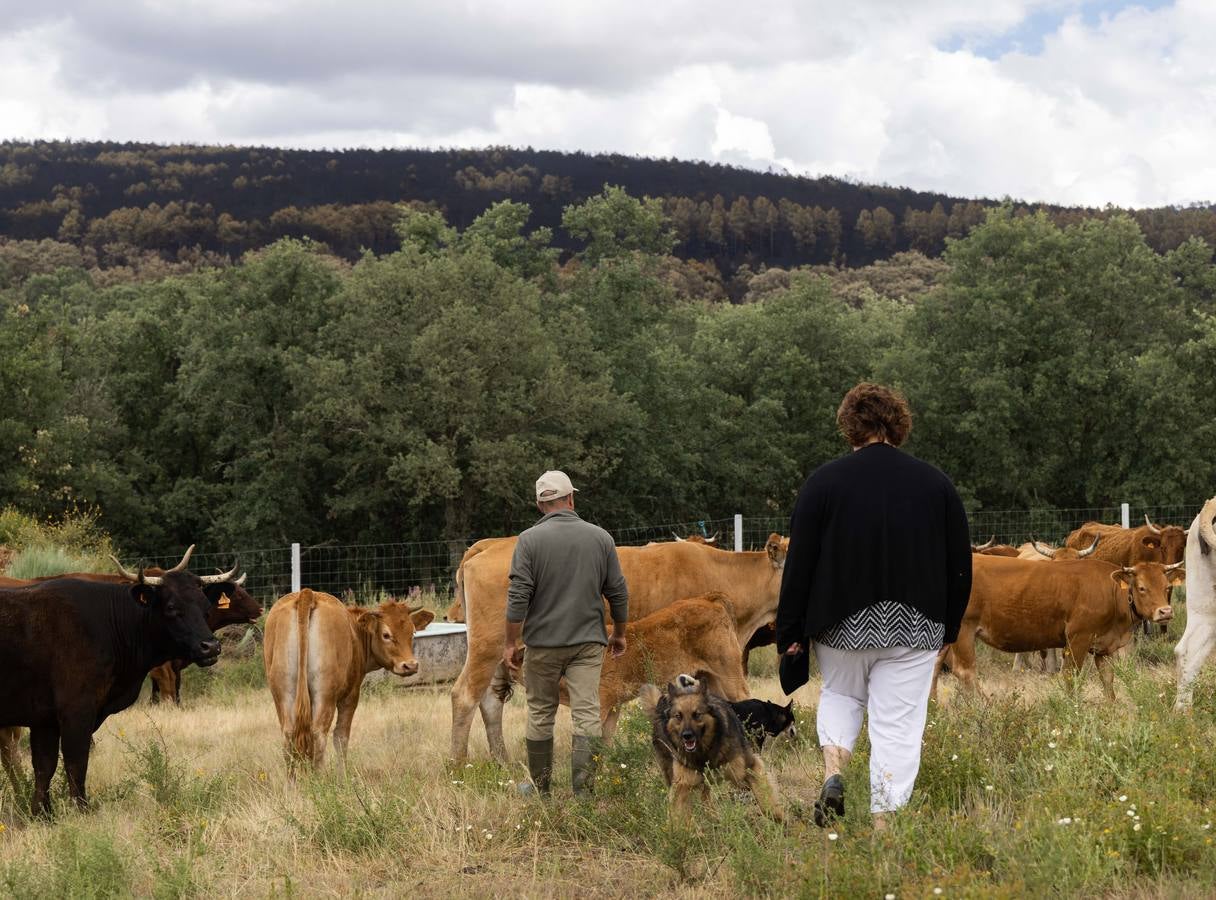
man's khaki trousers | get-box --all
[523,642,604,741]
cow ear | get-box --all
[411,609,435,630]
[1110,569,1133,590]
[356,609,381,627]
[1168,568,1186,586]
[1142,536,1160,550]
[129,584,153,606]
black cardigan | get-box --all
[775,443,972,651]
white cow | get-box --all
[1173,497,1216,710]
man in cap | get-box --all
[504,470,628,797]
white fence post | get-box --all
[291,542,301,593]
[1121,503,1130,529]
[734,514,743,552]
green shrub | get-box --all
[1,824,130,899]
[6,544,106,579]
[0,506,115,576]
[295,775,417,854]
[128,736,226,841]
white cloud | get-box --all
[1,1,1214,206]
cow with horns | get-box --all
[1066,516,1187,636]
[0,546,238,814]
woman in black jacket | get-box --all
[776,382,971,829]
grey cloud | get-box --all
[34,0,889,99]
[208,74,512,140]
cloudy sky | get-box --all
[2,0,1212,207]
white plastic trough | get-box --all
[385,621,467,687]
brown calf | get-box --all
[264,589,433,769]
[498,593,751,741]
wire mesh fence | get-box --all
[125,546,292,603]
[121,502,1208,605]
[608,517,737,547]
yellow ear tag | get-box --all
[218,593,231,609]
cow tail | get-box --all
[638,683,661,715]
[291,589,315,761]
[450,564,466,622]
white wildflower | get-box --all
[1134,823,1142,832]
[1057,817,1072,826]
[828,832,839,841]
[1118,795,1127,802]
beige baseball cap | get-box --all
[536,470,578,502]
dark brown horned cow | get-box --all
[0,547,237,814]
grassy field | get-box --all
[3,620,1216,898]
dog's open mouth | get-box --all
[682,737,697,752]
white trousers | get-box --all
[814,643,939,813]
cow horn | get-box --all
[672,533,685,542]
[235,572,247,586]
[1031,538,1055,558]
[165,544,196,574]
[199,561,239,584]
[707,532,719,544]
[1144,514,1162,534]
[1165,561,1185,572]
[109,557,165,586]
[1077,534,1101,558]
[974,536,996,551]
[1197,497,1216,553]
[109,555,142,581]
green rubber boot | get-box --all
[571,735,599,798]
[519,738,553,798]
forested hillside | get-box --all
[2,182,1214,556]
[4,141,1216,287]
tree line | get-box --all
[2,187,1215,558]
[6,141,1216,282]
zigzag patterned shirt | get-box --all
[813,601,944,651]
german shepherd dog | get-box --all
[639,675,784,822]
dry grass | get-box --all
[3,630,1216,898]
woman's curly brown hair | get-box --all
[836,382,912,448]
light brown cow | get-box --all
[972,537,1021,557]
[445,537,512,623]
[497,592,751,742]
[264,589,434,769]
[1067,518,1187,637]
[935,555,1184,700]
[451,534,789,762]
[1009,536,1101,672]
[1065,518,1186,566]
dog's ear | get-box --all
[784,701,794,712]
